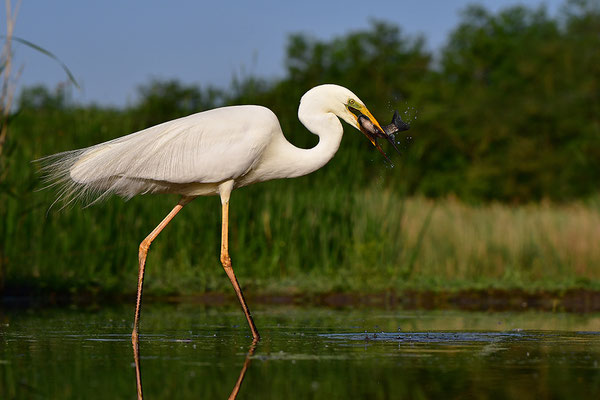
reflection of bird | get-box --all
[42,84,399,342]
[132,336,257,400]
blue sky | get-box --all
[3,0,563,107]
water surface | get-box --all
[2,304,600,399]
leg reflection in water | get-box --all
[133,340,143,400]
[132,338,258,400]
[227,339,258,400]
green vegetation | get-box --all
[1,0,599,298]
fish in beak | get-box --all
[349,105,410,163]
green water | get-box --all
[2,304,600,399]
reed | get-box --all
[3,171,600,295]
[2,88,600,297]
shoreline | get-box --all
[3,288,600,313]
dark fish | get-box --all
[357,115,380,137]
[383,111,410,136]
[357,109,411,162]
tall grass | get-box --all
[2,94,600,297]
[4,174,600,295]
[376,196,600,290]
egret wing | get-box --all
[42,105,278,202]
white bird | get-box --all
[41,84,401,342]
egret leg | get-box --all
[132,197,191,343]
[220,201,260,340]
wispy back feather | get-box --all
[37,105,277,208]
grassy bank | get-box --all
[3,187,600,297]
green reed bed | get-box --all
[3,172,600,296]
[1,93,600,298]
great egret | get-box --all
[41,84,406,342]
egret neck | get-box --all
[243,96,344,184]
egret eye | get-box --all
[348,99,356,105]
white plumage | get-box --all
[40,84,393,342]
[42,106,278,203]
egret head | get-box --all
[300,84,406,162]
